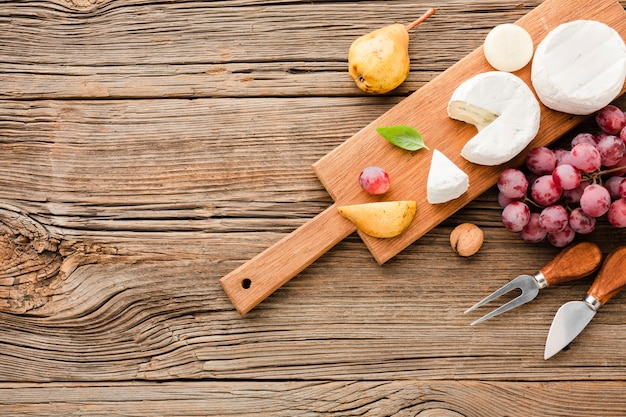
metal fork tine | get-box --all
[464,275,527,314]
[465,274,541,325]
[469,295,531,326]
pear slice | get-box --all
[337,201,417,238]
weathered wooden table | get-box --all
[1,0,626,415]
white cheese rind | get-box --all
[448,71,541,166]
[427,149,469,204]
[531,20,626,115]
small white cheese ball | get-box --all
[483,24,534,72]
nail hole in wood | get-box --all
[242,278,252,289]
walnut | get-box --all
[450,223,484,257]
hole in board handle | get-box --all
[242,278,252,289]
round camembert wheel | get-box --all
[531,20,626,115]
[447,71,541,166]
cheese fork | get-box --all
[465,242,602,325]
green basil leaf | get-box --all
[376,125,429,152]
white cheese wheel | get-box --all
[427,149,469,204]
[531,20,626,115]
[484,24,534,72]
[447,71,541,166]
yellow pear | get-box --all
[348,8,435,94]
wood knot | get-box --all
[58,0,105,12]
[416,409,466,417]
[0,204,63,315]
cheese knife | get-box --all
[544,246,626,360]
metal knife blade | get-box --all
[543,297,597,360]
[543,246,626,360]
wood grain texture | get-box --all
[1,0,626,415]
[2,381,626,416]
[0,0,532,99]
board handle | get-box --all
[220,204,356,315]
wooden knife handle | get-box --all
[588,246,626,306]
[541,241,602,286]
[220,204,355,315]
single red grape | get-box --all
[497,168,528,199]
[580,184,611,217]
[596,105,626,135]
[526,147,556,175]
[570,143,601,173]
[548,225,575,248]
[531,175,562,206]
[552,164,581,190]
[539,205,569,233]
[520,213,547,243]
[569,207,596,234]
[502,201,530,232]
[597,135,625,167]
[608,198,626,227]
[571,132,597,147]
[359,166,390,195]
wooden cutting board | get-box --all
[221,0,626,315]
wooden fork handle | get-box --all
[220,204,355,315]
[540,241,603,286]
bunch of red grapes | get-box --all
[498,104,626,247]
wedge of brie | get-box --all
[427,149,469,204]
[448,71,540,166]
[531,20,626,116]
